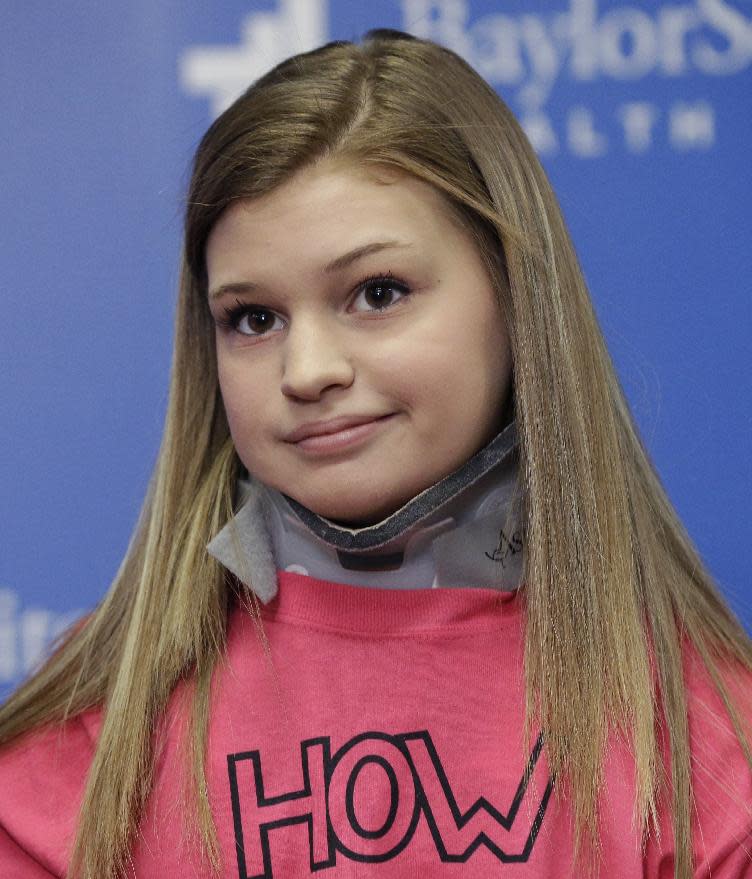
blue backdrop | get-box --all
[1,0,750,697]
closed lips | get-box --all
[285,415,392,443]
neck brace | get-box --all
[206,421,524,602]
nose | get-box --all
[280,319,355,401]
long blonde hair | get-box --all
[1,29,750,879]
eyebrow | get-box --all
[208,239,411,300]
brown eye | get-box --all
[216,297,286,339]
[237,309,280,336]
[352,277,411,313]
[364,284,396,308]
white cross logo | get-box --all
[180,0,329,117]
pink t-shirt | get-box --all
[1,570,751,877]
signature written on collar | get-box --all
[484,528,523,568]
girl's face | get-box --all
[206,160,512,525]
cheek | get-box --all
[477,319,513,406]
[375,337,449,407]
[217,353,265,442]
[414,305,510,401]
[481,311,513,378]
[442,309,512,417]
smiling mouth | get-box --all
[291,414,395,454]
[285,413,393,444]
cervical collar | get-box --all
[207,421,525,602]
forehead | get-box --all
[204,160,470,279]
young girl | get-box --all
[1,28,750,879]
